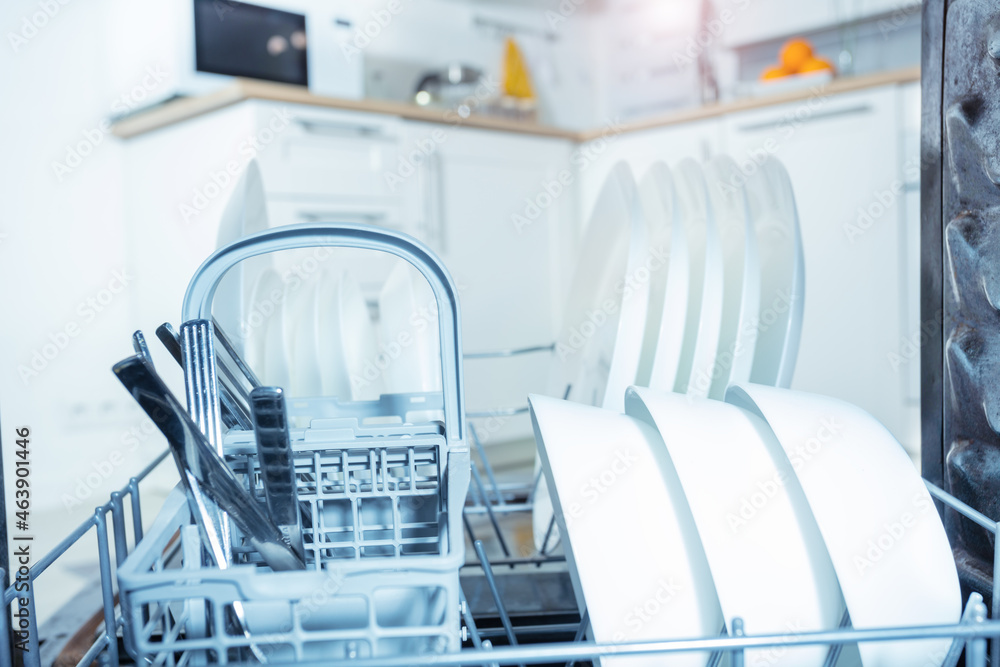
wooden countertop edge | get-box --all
[578,65,922,141]
[112,65,920,142]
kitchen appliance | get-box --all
[107,0,363,109]
[192,0,308,86]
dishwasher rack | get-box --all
[4,218,1000,664]
[3,430,1000,666]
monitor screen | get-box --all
[193,0,308,86]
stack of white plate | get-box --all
[535,155,806,550]
[531,383,961,667]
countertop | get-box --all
[111,65,920,142]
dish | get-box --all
[636,162,690,392]
[316,269,385,401]
[242,269,271,380]
[702,155,760,398]
[248,268,290,389]
[377,261,442,394]
[287,277,322,397]
[530,393,722,667]
[548,161,650,412]
[725,383,961,667]
[314,270,352,401]
[745,158,805,388]
[536,162,651,550]
[625,386,845,667]
[213,159,272,355]
[671,159,724,398]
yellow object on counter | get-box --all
[502,37,535,100]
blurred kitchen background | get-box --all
[0,0,921,630]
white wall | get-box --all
[0,0,171,529]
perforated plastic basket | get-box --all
[117,224,470,664]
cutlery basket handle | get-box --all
[181,222,466,445]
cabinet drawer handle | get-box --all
[296,211,388,224]
[294,119,395,141]
[736,104,872,133]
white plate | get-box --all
[671,159,724,398]
[625,386,845,667]
[530,393,722,667]
[213,159,272,353]
[242,269,271,380]
[377,261,442,394]
[536,163,651,550]
[725,383,961,667]
[745,158,805,388]
[702,155,760,398]
[254,268,290,389]
[314,270,352,401]
[287,277,322,397]
[549,162,650,412]
[316,269,385,401]
[636,162,690,392]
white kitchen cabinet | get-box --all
[720,0,839,48]
[577,117,724,234]
[121,104,576,446]
[721,85,918,450]
[413,123,577,444]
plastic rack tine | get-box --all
[473,540,525,667]
[471,464,510,558]
[821,609,850,667]
[470,423,505,505]
[967,598,989,667]
[565,610,590,667]
[95,511,120,666]
[730,618,745,667]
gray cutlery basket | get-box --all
[116,224,470,664]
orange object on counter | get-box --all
[759,37,836,81]
[761,65,791,80]
[780,39,814,71]
[798,56,836,73]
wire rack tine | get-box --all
[471,464,511,558]
[473,540,525,667]
[470,423,505,506]
[564,610,590,667]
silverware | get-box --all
[250,387,305,562]
[113,355,305,571]
[155,322,252,431]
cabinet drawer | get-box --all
[253,103,404,199]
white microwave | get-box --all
[106,0,363,108]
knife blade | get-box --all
[113,355,305,571]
